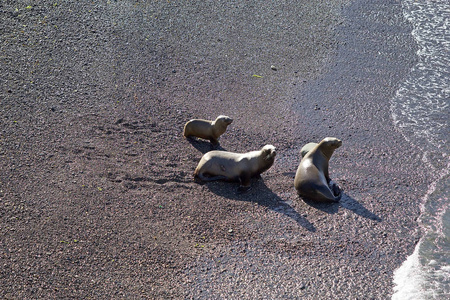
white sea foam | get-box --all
[391,0,450,299]
[392,241,424,300]
[392,162,450,299]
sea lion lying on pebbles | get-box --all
[194,145,276,191]
[183,115,233,145]
[294,137,342,202]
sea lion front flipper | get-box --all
[238,171,252,192]
[210,138,219,146]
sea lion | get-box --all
[294,137,342,202]
[194,145,276,190]
[183,115,233,145]
[300,142,318,158]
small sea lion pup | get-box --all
[183,115,233,145]
[194,145,276,191]
[294,137,342,202]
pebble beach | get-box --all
[0,0,434,298]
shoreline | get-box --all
[391,0,450,297]
[0,0,429,298]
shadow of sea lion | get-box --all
[205,178,316,232]
[303,192,381,222]
[186,138,226,154]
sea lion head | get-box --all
[322,137,342,149]
[215,115,233,125]
[261,144,277,160]
[319,137,342,159]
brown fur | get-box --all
[194,145,276,189]
[183,115,233,145]
[294,137,342,202]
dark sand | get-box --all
[1,0,430,298]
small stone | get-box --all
[228,229,233,233]
[271,65,277,71]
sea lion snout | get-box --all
[324,137,342,148]
[263,144,276,152]
[217,115,233,124]
[262,145,276,159]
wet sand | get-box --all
[1,0,429,298]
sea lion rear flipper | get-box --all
[313,184,340,203]
[329,180,342,198]
[334,191,342,202]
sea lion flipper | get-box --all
[334,191,342,202]
[238,170,252,193]
[329,180,342,201]
[332,183,341,199]
[239,171,251,189]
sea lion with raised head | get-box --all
[183,115,233,145]
[194,145,276,190]
[294,137,342,202]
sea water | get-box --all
[391,0,449,299]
